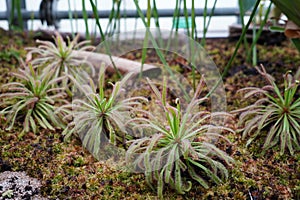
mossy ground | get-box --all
[0,28,299,199]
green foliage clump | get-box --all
[58,67,147,159]
[126,76,234,198]
[0,63,67,134]
[236,65,300,155]
[26,32,95,80]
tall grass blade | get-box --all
[191,0,196,40]
[139,0,151,77]
[133,0,190,101]
[16,0,24,30]
[9,0,15,30]
[247,1,273,65]
[82,0,90,39]
[201,0,217,46]
[206,0,261,98]
[201,0,208,46]
[89,0,121,77]
[166,0,181,51]
[67,0,74,37]
[183,0,190,37]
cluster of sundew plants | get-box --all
[0,31,299,198]
[0,32,235,197]
[0,32,95,135]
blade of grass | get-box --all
[190,0,196,91]
[82,0,90,39]
[114,1,122,35]
[183,0,190,37]
[206,0,261,98]
[105,1,120,36]
[9,0,15,30]
[166,0,181,51]
[16,0,23,30]
[191,0,196,40]
[133,0,190,101]
[201,0,208,46]
[67,0,74,38]
[247,1,273,65]
[30,10,34,31]
[89,0,121,78]
[201,0,217,46]
[152,0,163,47]
[238,0,250,57]
[139,0,151,77]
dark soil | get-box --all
[0,28,299,199]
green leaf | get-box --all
[269,26,285,32]
[271,0,300,27]
[239,0,257,15]
[291,38,300,53]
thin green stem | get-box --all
[238,0,250,56]
[152,0,163,47]
[16,0,23,30]
[222,0,261,77]
[133,0,190,101]
[166,0,181,51]
[67,0,74,37]
[201,0,208,46]
[191,0,196,90]
[9,0,15,30]
[247,2,273,64]
[206,0,261,98]
[89,0,121,78]
[140,0,151,77]
[183,0,190,37]
[105,1,116,36]
[201,0,217,46]
[82,0,90,39]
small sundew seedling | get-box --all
[126,76,234,198]
[235,65,300,155]
[0,63,67,135]
[57,67,148,159]
[26,32,96,93]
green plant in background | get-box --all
[267,0,300,79]
[200,0,217,46]
[67,0,75,38]
[0,48,21,62]
[82,0,90,40]
[26,32,95,80]
[0,63,67,135]
[89,0,121,77]
[248,1,272,66]
[235,65,300,155]
[8,0,24,30]
[270,0,300,28]
[126,76,234,198]
[237,0,273,66]
[105,0,122,37]
[58,67,147,158]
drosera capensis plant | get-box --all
[26,32,96,80]
[0,62,67,136]
[57,66,148,159]
[235,65,300,155]
[126,76,234,198]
